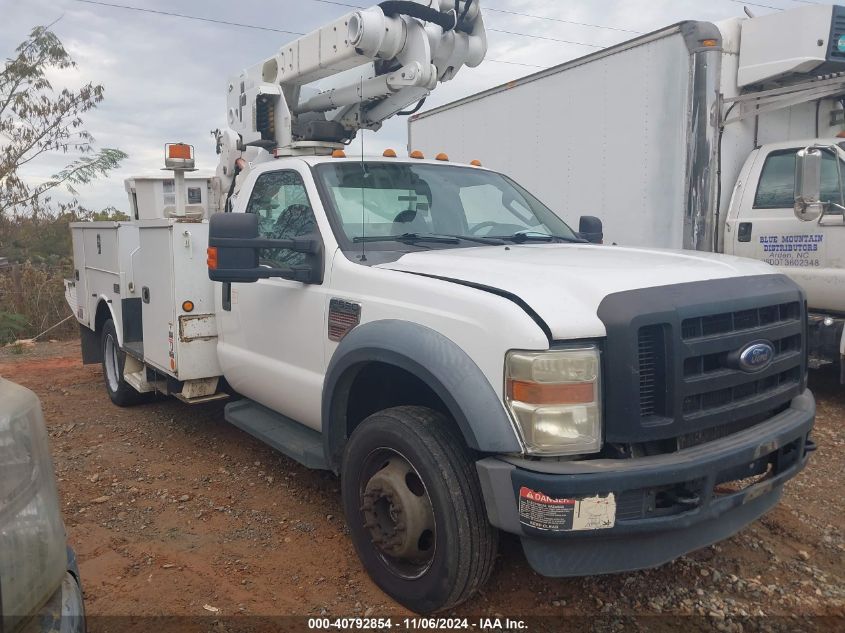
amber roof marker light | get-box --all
[164,142,196,170]
[167,143,192,159]
[409,150,425,159]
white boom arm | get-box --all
[214,0,486,206]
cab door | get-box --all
[726,145,845,313]
[215,166,331,430]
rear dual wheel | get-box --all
[341,406,498,614]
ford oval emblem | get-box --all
[738,341,775,372]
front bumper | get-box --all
[476,390,815,577]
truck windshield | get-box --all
[313,162,579,248]
[754,147,845,210]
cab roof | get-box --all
[295,154,490,170]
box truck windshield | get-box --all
[754,146,845,210]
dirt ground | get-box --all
[1,340,843,631]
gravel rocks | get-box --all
[5,340,843,623]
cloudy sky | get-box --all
[2,0,786,211]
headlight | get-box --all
[505,345,602,456]
[0,378,67,630]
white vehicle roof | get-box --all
[286,154,492,170]
[757,137,844,152]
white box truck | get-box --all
[409,3,845,380]
[67,1,816,614]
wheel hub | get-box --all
[361,456,435,563]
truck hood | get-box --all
[378,244,777,340]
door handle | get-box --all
[738,222,752,243]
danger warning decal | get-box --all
[518,487,616,532]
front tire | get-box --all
[341,406,498,614]
[101,319,143,407]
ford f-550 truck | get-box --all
[409,3,845,383]
[66,0,816,613]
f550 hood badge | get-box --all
[736,340,775,372]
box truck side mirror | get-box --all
[207,212,323,285]
[794,147,825,222]
[578,216,603,244]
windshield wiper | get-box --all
[354,233,461,244]
[444,234,506,245]
[498,230,585,244]
[353,233,504,245]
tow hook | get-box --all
[675,492,701,507]
[663,489,700,507]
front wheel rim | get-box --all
[359,447,437,580]
[104,333,120,393]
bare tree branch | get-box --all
[0,24,125,216]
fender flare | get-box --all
[322,319,522,469]
[94,297,119,344]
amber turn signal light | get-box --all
[206,247,218,270]
[507,380,594,405]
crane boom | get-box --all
[214,0,487,209]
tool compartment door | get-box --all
[171,221,222,380]
[137,222,176,373]
[70,225,89,324]
[71,222,122,330]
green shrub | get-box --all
[0,311,27,344]
[0,262,74,341]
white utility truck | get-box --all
[67,0,816,613]
[409,3,845,382]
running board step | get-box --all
[224,399,329,470]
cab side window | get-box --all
[754,149,845,211]
[245,170,316,268]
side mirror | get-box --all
[207,212,323,284]
[578,215,603,244]
[794,147,825,222]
